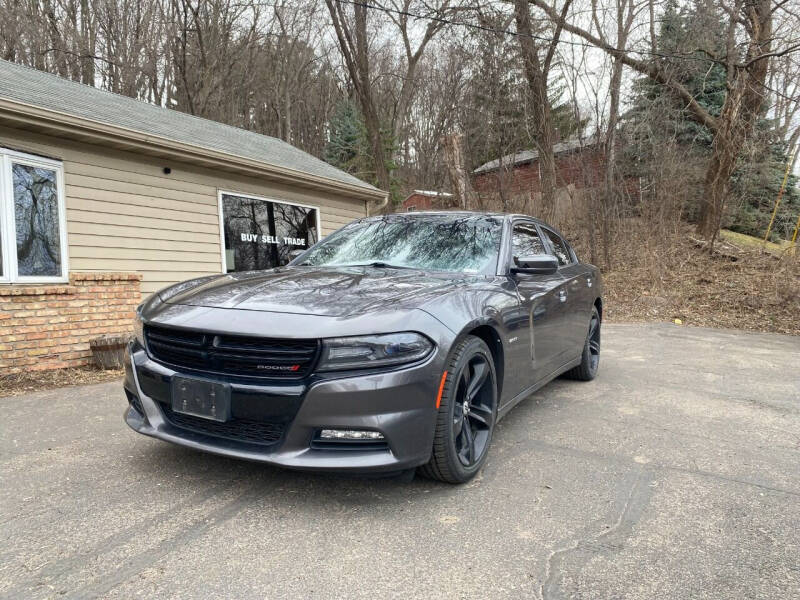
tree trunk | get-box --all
[362,100,392,192]
[79,0,95,85]
[325,0,391,193]
[601,55,624,267]
[442,133,473,209]
[696,0,772,242]
[514,0,557,225]
[353,5,391,193]
[393,58,420,146]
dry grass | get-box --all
[719,229,791,256]
[0,366,123,397]
[597,222,800,335]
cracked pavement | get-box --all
[2,323,799,599]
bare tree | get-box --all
[442,133,474,209]
[587,0,646,265]
[769,33,800,173]
[513,0,573,225]
[402,43,466,191]
[169,0,261,119]
[526,0,798,244]
[325,0,457,193]
[325,0,391,191]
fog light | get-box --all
[319,429,385,440]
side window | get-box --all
[542,228,573,267]
[511,223,545,263]
[565,241,578,263]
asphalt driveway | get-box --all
[2,323,799,599]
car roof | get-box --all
[371,211,573,245]
[371,210,555,228]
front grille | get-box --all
[144,325,319,378]
[161,404,285,446]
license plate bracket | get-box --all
[171,376,231,422]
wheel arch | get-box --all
[594,297,603,321]
[456,322,505,400]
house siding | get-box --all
[0,125,367,296]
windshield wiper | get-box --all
[295,261,413,269]
[344,261,412,269]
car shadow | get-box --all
[128,441,448,509]
[124,379,574,506]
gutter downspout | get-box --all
[366,193,390,216]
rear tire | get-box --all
[564,306,601,381]
[419,336,497,484]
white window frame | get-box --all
[217,190,322,273]
[0,148,69,284]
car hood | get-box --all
[158,266,472,317]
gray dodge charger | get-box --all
[124,211,602,483]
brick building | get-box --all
[472,137,639,217]
[401,190,454,212]
[0,60,384,373]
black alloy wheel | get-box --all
[587,310,601,372]
[420,335,498,483]
[452,353,495,467]
[565,306,601,381]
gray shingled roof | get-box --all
[473,135,600,175]
[0,59,380,193]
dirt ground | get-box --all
[0,367,123,397]
[592,225,800,335]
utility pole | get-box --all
[763,149,795,244]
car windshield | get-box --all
[295,214,503,274]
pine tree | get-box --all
[622,0,798,238]
[324,99,369,175]
[324,98,400,201]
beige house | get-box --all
[0,59,386,373]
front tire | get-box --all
[564,306,601,381]
[419,336,498,484]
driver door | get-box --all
[509,221,565,385]
[540,226,587,362]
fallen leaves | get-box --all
[0,366,123,397]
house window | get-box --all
[406,205,416,212]
[0,148,68,283]
[219,191,320,273]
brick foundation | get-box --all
[0,272,142,373]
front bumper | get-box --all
[123,342,445,473]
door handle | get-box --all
[558,289,567,303]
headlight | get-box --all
[133,306,145,346]
[317,332,434,371]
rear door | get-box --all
[540,227,587,362]
[508,220,564,385]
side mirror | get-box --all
[510,255,559,275]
